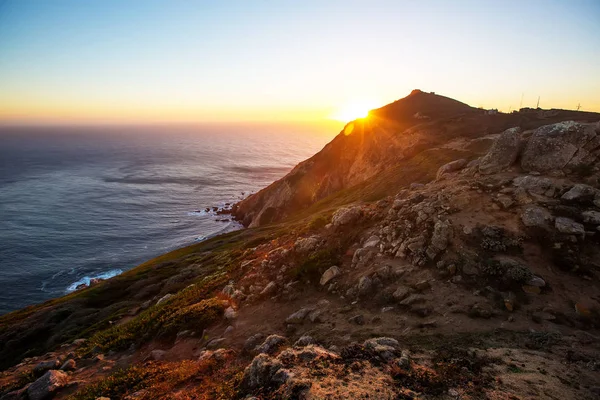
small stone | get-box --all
[575,301,593,318]
[206,338,226,350]
[320,266,341,286]
[400,294,425,306]
[285,307,312,324]
[156,293,173,305]
[357,276,373,296]
[526,276,546,287]
[224,306,238,320]
[243,333,266,353]
[294,335,315,347]
[504,292,517,311]
[255,335,287,355]
[413,280,431,291]
[348,314,365,325]
[392,286,410,301]
[60,359,76,371]
[260,282,277,296]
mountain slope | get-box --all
[2,93,600,399]
[233,90,599,227]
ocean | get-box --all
[0,123,337,315]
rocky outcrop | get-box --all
[27,370,68,400]
[478,127,522,174]
[521,121,599,172]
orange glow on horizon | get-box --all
[330,100,379,122]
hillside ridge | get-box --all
[2,93,600,399]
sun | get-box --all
[330,100,377,122]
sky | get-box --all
[0,0,599,124]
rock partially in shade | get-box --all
[320,266,341,286]
[479,127,522,174]
[27,370,69,400]
[521,121,597,172]
[555,217,585,235]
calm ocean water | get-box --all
[0,123,336,315]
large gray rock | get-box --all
[513,176,559,197]
[27,370,68,400]
[521,121,598,172]
[479,127,522,174]
[582,210,600,224]
[294,236,321,253]
[331,206,362,226]
[363,235,381,248]
[436,159,468,180]
[520,205,553,228]
[561,184,599,203]
[33,359,60,374]
[555,217,585,235]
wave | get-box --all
[227,165,292,174]
[103,176,217,186]
[65,269,123,293]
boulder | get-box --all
[224,306,238,321]
[149,350,166,361]
[352,248,374,268]
[513,175,558,197]
[582,210,600,224]
[285,308,312,324]
[426,219,452,259]
[33,359,60,374]
[521,121,597,172]
[357,276,373,297]
[363,235,381,249]
[27,370,68,400]
[294,236,321,253]
[59,359,76,371]
[294,335,315,347]
[561,184,599,203]
[436,159,468,180]
[243,333,266,353]
[320,266,341,286]
[392,286,411,301]
[363,337,400,361]
[478,127,522,174]
[555,217,585,235]
[331,206,362,226]
[520,205,553,228]
[255,335,288,355]
[206,338,227,350]
[241,354,290,391]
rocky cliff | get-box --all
[2,93,600,400]
[233,90,600,227]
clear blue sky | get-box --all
[0,0,599,123]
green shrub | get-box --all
[290,248,338,279]
[307,215,329,231]
[81,289,224,355]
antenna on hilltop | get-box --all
[519,93,524,109]
[536,96,540,109]
[577,103,581,111]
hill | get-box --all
[1,91,600,399]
